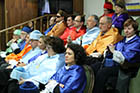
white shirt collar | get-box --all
[87,26,98,32]
[57,20,63,25]
[125,34,136,43]
[76,26,81,32]
[42,50,46,54]
[65,65,70,70]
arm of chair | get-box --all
[83,65,95,93]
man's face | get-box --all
[99,17,110,33]
[67,17,74,27]
[25,34,30,44]
[13,35,20,40]
[38,38,46,50]
[56,13,63,23]
[20,31,27,40]
[86,16,96,29]
[49,17,56,26]
[30,39,39,49]
[74,16,82,28]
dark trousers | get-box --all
[0,56,6,66]
[0,69,12,93]
[6,79,19,93]
[115,70,130,93]
[91,62,119,93]
[0,69,12,86]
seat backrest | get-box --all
[136,17,140,36]
[83,65,94,93]
[129,68,140,93]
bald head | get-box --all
[99,16,112,33]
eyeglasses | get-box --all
[21,32,27,35]
[99,23,106,25]
[56,16,61,18]
[30,39,38,42]
[74,20,81,22]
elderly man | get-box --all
[84,16,123,93]
[18,26,32,51]
[0,30,43,92]
[16,30,43,65]
[7,30,43,68]
[0,29,22,57]
[8,26,32,55]
[72,15,100,47]
[5,34,31,63]
[86,16,123,57]
[0,27,32,67]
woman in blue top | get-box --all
[112,1,129,34]
[41,43,87,93]
[92,18,140,93]
[109,18,140,93]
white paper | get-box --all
[90,52,102,58]
[9,60,18,68]
[11,43,19,51]
[0,51,7,58]
[113,51,125,64]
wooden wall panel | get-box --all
[0,0,5,30]
[5,0,38,27]
[0,0,5,50]
[73,0,83,15]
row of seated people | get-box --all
[88,18,140,93]
[45,10,87,45]
[0,12,98,92]
[43,1,130,50]
[0,26,32,57]
[101,1,129,34]
[0,2,139,93]
[0,1,128,56]
[43,1,129,43]
[0,16,139,93]
[0,1,131,58]
[0,33,87,93]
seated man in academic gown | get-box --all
[0,30,43,93]
[47,10,67,37]
[86,16,123,57]
[8,36,66,93]
[71,15,100,48]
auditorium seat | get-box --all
[83,65,94,93]
[129,68,140,93]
